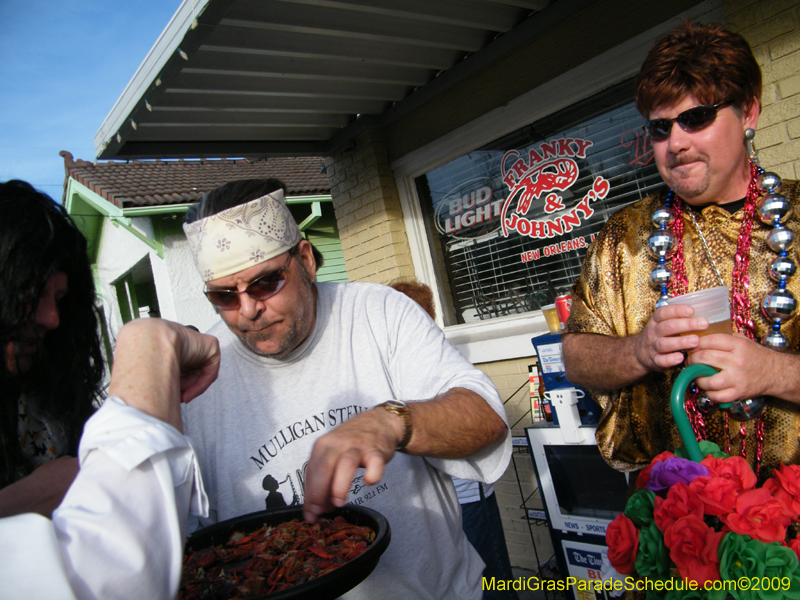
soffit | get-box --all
[95,0,552,160]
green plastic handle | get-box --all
[670,363,719,463]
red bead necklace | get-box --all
[666,161,764,473]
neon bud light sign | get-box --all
[500,137,610,239]
[434,179,504,240]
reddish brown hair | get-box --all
[636,21,762,117]
[389,278,436,320]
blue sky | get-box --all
[0,0,182,200]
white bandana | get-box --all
[183,189,302,282]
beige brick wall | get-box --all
[476,356,555,572]
[726,0,800,177]
[324,130,415,283]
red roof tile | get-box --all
[61,151,330,209]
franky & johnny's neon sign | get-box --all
[500,137,610,239]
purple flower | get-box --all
[645,457,709,492]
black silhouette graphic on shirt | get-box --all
[262,470,304,509]
[350,475,366,496]
[262,474,290,509]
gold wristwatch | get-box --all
[378,400,413,451]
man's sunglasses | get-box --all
[204,254,293,309]
[644,102,731,142]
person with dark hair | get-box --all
[0,180,105,517]
[562,22,800,480]
[181,179,511,600]
[388,278,518,600]
[3,318,219,599]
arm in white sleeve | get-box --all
[0,396,208,600]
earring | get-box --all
[745,128,758,163]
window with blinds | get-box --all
[415,79,664,326]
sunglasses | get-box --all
[644,102,731,142]
[204,254,293,309]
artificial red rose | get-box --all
[636,451,675,489]
[699,455,757,491]
[721,487,792,543]
[773,463,800,519]
[689,475,740,517]
[653,482,704,535]
[763,477,797,520]
[663,514,724,585]
[606,513,639,574]
[699,455,721,476]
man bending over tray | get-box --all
[562,22,800,482]
[181,178,511,600]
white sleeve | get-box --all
[0,396,208,600]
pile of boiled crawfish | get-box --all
[179,516,375,599]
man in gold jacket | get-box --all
[562,21,800,482]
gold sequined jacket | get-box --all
[565,181,800,479]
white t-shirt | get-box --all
[184,281,511,600]
[2,396,208,600]
[453,477,495,504]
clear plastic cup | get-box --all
[541,304,562,332]
[667,286,731,337]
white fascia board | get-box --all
[94,0,211,156]
[66,179,166,257]
[445,312,551,364]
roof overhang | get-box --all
[95,0,565,160]
[96,0,705,162]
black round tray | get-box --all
[184,505,391,600]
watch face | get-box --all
[381,400,411,451]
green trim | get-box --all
[285,194,332,204]
[65,180,125,219]
[303,201,348,283]
[64,179,337,265]
[126,275,140,320]
[155,213,189,240]
[133,279,161,318]
[114,276,133,324]
[64,179,193,260]
[298,202,323,231]
[149,217,167,258]
[110,216,165,258]
[122,204,192,216]
[65,195,105,263]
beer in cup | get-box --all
[667,286,731,338]
[542,304,562,333]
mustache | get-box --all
[237,322,275,334]
[667,154,708,169]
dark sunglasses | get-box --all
[644,101,731,142]
[204,254,293,309]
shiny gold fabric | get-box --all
[566,181,800,480]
